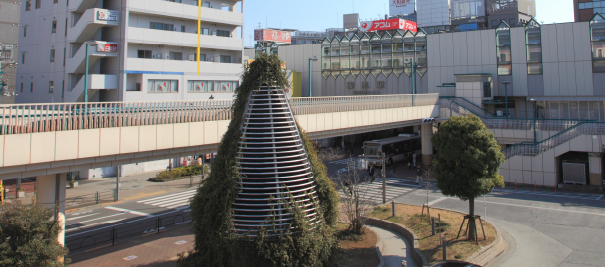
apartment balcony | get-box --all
[68,0,98,13]
[126,58,243,78]
[67,8,120,43]
[128,0,243,26]
[127,27,243,51]
[67,42,118,74]
[65,74,118,102]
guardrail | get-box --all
[65,189,116,207]
[66,212,192,252]
[0,93,440,135]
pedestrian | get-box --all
[369,165,375,183]
[407,156,413,170]
[416,167,424,184]
[412,152,417,164]
[3,188,8,200]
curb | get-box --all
[370,227,385,267]
[466,224,506,266]
[364,217,430,267]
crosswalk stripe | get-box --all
[137,190,196,204]
[142,191,196,206]
[137,190,197,209]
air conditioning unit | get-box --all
[161,52,168,59]
[188,54,195,61]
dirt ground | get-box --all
[369,203,497,265]
[338,224,380,267]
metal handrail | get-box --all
[0,94,440,135]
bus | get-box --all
[361,134,421,167]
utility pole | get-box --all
[382,152,386,204]
[115,166,121,202]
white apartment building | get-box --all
[16,0,244,177]
[16,0,244,104]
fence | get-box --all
[66,212,192,252]
[0,93,440,135]
[64,189,116,207]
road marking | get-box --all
[66,213,100,221]
[66,208,79,212]
[102,201,122,205]
[104,206,151,217]
[428,197,447,206]
[123,191,167,201]
[598,195,604,200]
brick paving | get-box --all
[68,224,194,267]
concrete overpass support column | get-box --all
[421,123,433,165]
[36,174,67,247]
[588,153,603,186]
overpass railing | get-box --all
[0,93,440,135]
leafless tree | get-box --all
[316,146,346,162]
[335,158,373,235]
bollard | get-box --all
[96,191,99,204]
[515,180,517,190]
[534,181,536,192]
[190,176,193,187]
[442,236,447,260]
[431,217,436,236]
[401,260,407,267]
[392,201,396,217]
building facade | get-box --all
[575,0,605,22]
[0,0,20,104]
[16,0,244,104]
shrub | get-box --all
[152,165,206,182]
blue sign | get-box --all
[459,23,478,31]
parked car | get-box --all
[429,260,481,267]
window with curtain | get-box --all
[591,13,605,72]
[148,80,178,93]
[525,19,542,74]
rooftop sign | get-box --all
[254,29,292,44]
[360,18,417,32]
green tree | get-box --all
[431,115,505,240]
[0,200,70,266]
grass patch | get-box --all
[336,223,380,267]
[149,165,207,182]
[368,203,497,265]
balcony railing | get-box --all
[0,93,439,135]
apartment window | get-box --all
[30,82,33,92]
[150,22,174,31]
[21,53,25,64]
[187,80,211,92]
[591,13,605,73]
[181,25,185,32]
[35,0,41,9]
[25,1,31,11]
[138,50,152,59]
[483,82,492,98]
[52,20,57,33]
[496,21,512,75]
[65,19,68,36]
[20,83,23,92]
[216,30,230,37]
[525,19,542,74]
[199,53,206,61]
[50,49,55,62]
[49,81,54,93]
[23,26,27,37]
[204,2,210,8]
[136,83,141,91]
[219,55,231,63]
[169,51,182,60]
[148,80,178,92]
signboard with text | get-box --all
[360,18,417,32]
[96,42,118,53]
[254,29,291,44]
[97,9,119,21]
[390,0,415,16]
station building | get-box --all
[247,14,605,190]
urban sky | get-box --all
[243,0,574,47]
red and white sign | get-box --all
[96,42,118,53]
[360,19,417,33]
[254,29,292,44]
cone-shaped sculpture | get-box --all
[233,86,318,235]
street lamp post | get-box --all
[529,98,537,143]
[84,41,98,103]
[501,80,510,118]
[309,56,318,97]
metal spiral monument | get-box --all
[232,86,319,235]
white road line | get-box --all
[104,206,151,217]
[428,197,447,206]
[143,193,195,206]
[598,195,604,200]
[77,213,125,224]
[137,190,196,203]
[66,213,100,221]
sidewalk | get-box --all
[368,225,418,267]
[69,223,194,267]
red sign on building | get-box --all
[96,42,118,53]
[254,29,292,44]
[360,19,417,33]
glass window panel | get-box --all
[550,102,560,119]
[221,81,230,91]
[360,54,370,69]
[527,63,543,74]
[214,81,220,92]
[148,80,154,92]
[371,53,381,69]
[404,52,415,64]
[341,55,350,70]
[392,34,403,52]
[569,101,579,120]
[322,56,330,70]
[187,81,193,91]
[208,81,214,91]
[590,101,600,120]
[382,52,392,68]
[350,54,360,69]
[233,81,239,91]
[600,101,605,122]
[580,101,590,120]
[417,50,427,67]
[593,41,605,59]
[496,30,510,46]
[560,102,570,120]
[322,43,330,56]
[393,52,404,68]
[498,64,512,75]
[527,44,542,62]
[382,35,392,53]
[331,57,340,70]
[171,80,178,92]
[350,43,360,55]
[360,35,370,54]
[414,38,427,51]
[594,59,605,72]
[331,44,340,56]
[497,46,512,64]
[340,40,350,56]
